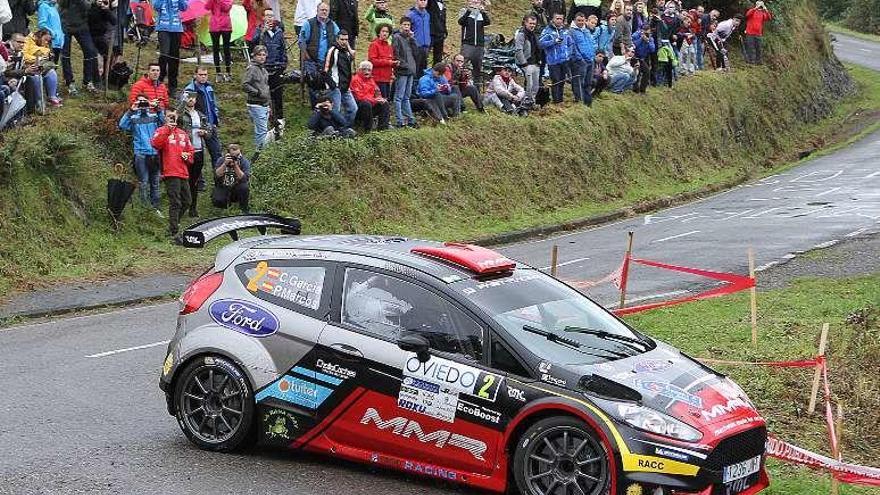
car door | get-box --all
[315,265,507,477]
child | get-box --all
[656,41,677,87]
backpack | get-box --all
[107,61,134,90]
[130,0,155,26]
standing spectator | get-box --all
[631,0,648,33]
[184,66,222,178]
[542,0,564,22]
[567,0,599,24]
[154,0,189,96]
[37,0,63,63]
[252,8,287,134]
[612,3,632,55]
[744,0,772,65]
[529,0,548,31]
[3,0,35,41]
[698,7,719,69]
[631,26,654,93]
[293,0,319,34]
[426,0,445,65]
[151,108,194,237]
[244,0,267,42]
[483,64,523,112]
[22,29,62,106]
[569,12,594,105]
[242,44,271,150]
[607,0,623,15]
[457,0,488,85]
[392,15,418,128]
[178,90,215,217]
[329,0,358,49]
[586,13,611,55]
[606,46,634,93]
[88,0,116,87]
[119,93,164,213]
[514,13,540,100]
[538,12,572,104]
[308,93,355,136]
[205,0,233,81]
[407,0,430,75]
[367,23,393,97]
[449,52,483,111]
[678,16,696,74]
[128,62,170,109]
[58,0,98,95]
[590,49,608,96]
[212,144,251,213]
[707,14,741,70]
[324,29,357,126]
[299,2,339,89]
[364,0,392,39]
[656,41,675,86]
[350,60,389,131]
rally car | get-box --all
[160,214,769,495]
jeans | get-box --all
[522,64,540,99]
[247,104,270,149]
[165,176,191,236]
[568,59,587,103]
[61,30,98,86]
[158,31,182,93]
[329,88,358,127]
[694,37,704,69]
[744,35,763,64]
[205,133,222,176]
[210,31,232,74]
[44,69,59,99]
[393,74,415,126]
[548,63,567,103]
[377,81,391,99]
[133,154,161,208]
[581,61,593,106]
[610,72,634,93]
[680,43,697,73]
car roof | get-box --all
[247,235,520,283]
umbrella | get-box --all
[197,5,248,45]
[0,91,26,130]
[180,0,209,23]
[107,164,136,229]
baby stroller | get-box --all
[127,0,155,46]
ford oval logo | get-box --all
[209,299,279,337]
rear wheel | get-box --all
[173,355,256,451]
[513,416,611,495]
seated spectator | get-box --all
[483,64,524,113]
[22,29,62,107]
[349,61,390,131]
[128,62,170,109]
[119,93,164,212]
[212,143,251,213]
[367,24,394,98]
[591,50,609,97]
[449,53,483,112]
[416,62,459,124]
[607,46,635,93]
[308,94,356,137]
[3,33,46,114]
[324,29,357,127]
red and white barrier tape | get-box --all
[767,436,880,487]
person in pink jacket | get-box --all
[205,0,233,81]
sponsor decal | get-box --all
[702,398,751,421]
[202,219,271,239]
[540,374,567,387]
[255,375,334,409]
[209,299,279,337]
[360,407,488,461]
[456,402,502,424]
[263,408,299,440]
[403,460,461,480]
[655,447,690,462]
[507,385,527,402]
[398,376,459,423]
[635,380,703,408]
[460,273,542,295]
[162,353,173,376]
[634,359,673,374]
[184,235,200,245]
[626,484,643,495]
[623,454,699,476]
[404,355,502,402]
[712,415,763,437]
[316,359,357,380]
[596,363,615,372]
[638,459,665,470]
[538,362,552,374]
[245,262,324,310]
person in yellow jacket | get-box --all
[22,29,62,106]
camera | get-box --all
[223,156,238,187]
[137,100,150,108]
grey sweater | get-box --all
[242,62,271,106]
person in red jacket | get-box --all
[350,60,390,131]
[367,24,394,97]
[151,109,195,236]
[128,62,170,109]
[744,0,772,65]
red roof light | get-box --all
[411,243,516,274]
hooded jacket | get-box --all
[58,0,90,33]
[364,4,392,38]
[242,60,270,106]
[406,7,431,48]
[204,0,232,32]
[251,22,288,71]
[606,54,633,77]
[151,124,194,179]
[538,23,572,66]
[458,7,489,46]
[119,108,164,155]
[744,7,771,36]
[426,0,446,42]
[349,71,381,103]
[631,30,655,58]
[590,22,613,55]
[569,23,595,62]
[485,74,523,99]
[37,0,64,48]
[367,36,393,82]
[22,35,52,64]
[183,78,220,126]
[417,68,443,98]
[129,75,170,109]
[153,0,188,33]
[392,30,418,76]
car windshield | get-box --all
[455,268,653,365]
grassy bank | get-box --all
[826,22,880,43]
[624,273,880,494]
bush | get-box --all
[843,0,880,35]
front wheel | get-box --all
[173,355,256,452]
[512,416,611,495]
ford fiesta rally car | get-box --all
[160,215,769,495]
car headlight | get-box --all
[616,404,703,442]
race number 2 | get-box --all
[476,372,501,402]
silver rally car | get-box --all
[160,215,769,495]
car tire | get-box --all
[173,355,256,452]
[512,416,611,495]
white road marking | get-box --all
[814,187,841,197]
[624,290,691,304]
[744,207,782,218]
[722,208,757,220]
[652,230,700,243]
[846,228,867,237]
[865,171,880,179]
[539,256,591,271]
[86,340,170,358]
[859,48,872,52]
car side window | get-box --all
[341,268,484,361]
[237,261,328,315]
[491,337,531,378]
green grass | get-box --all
[825,22,880,43]
[623,273,880,493]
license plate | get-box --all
[722,455,761,483]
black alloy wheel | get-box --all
[513,416,610,495]
[173,355,256,451]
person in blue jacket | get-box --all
[587,12,614,59]
[569,12,596,106]
[415,63,458,123]
[406,0,431,75]
[631,25,654,93]
[37,0,64,63]
[251,8,288,134]
[119,94,165,212]
[153,0,189,95]
[538,12,572,104]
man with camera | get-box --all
[744,0,772,65]
[129,62,169,109]
[150,108,194,237]
[308,93,355,137]
[178,90,216,217]
[212,143,251,213]
[538,12,572,104]
[119,92,164,213]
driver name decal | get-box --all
[209,299,279,337]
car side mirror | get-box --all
[398,332,431,363]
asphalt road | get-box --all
[1,34,879,495]
[832,32,880,71]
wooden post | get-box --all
[749,248,758,348]
[550,245,559,278]
[618,232,634,310]
[807,323,830,415]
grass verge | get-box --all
[825,22,880,43]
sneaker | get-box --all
[48,97,63,107]
[196,177,206,192]
[85,82,98,93]
[438,118,447,125]
[224,73,232,83]
[67,84,78,96]
[215,74,224,83]
[406,121,420,129]
[154,209,165,219]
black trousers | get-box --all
[268,69,285,125]
[158,31,182,94]
[431,38,445,66]
[165,176,191,235]
[187,151,204,214]
[210,31,232,74]
[212,181,250,212]
[592,74,608,97]
[634,58,650,93]
[460,84,483,111]
[355,100,390,130]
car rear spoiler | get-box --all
[176,214,302,248]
